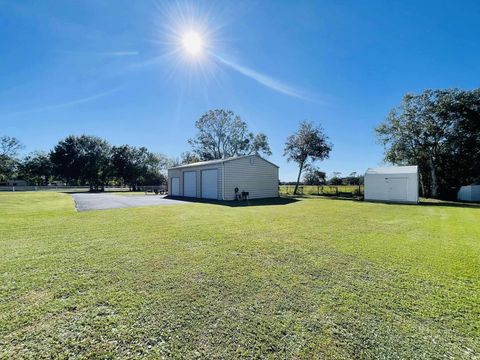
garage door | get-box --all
[171,177,180,196]
[201,169,218,199]
[183,171,197,197]
[388,177,407,201]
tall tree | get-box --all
[50,135,111,190]
[376,88,480,198]
[18,151,53,185]
[284,121,332,194]
[188,109,271,160]
[0,136,23,182]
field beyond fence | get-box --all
[0,185,130,192]
[280,185,364,196]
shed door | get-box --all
[171,177,180,196]
[183,171,197,197]
[201,169,218,199]
[388,177,407,201]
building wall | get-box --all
[168,164,223,200]
[167,155,279,200]
[223,156,279,200]
[364,172,418,203]
[458,185,480,202]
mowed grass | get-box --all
[1,193,479,359]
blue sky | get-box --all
[1,0,479,181]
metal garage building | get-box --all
[167,155,279,200]
[364,166,419,204]
[457,185,480,202]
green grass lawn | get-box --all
[1,193,479,359]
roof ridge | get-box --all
[168,154,278,169]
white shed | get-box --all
[364,166,419,204]
[457,185,480,202]
[167,155,279,200]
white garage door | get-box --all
[171,177,180,196]
[388,177,407,201]
[201,169,218,199]
[183,171,197,197]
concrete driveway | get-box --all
[71,193,189,212]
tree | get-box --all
[343,172,363,186]
[18,151,53,185]
[140,152,169,186]
[0,136,23,157]
[248,133,272,156]
[0,136,23,182]
[284,121,332,194]
[50,135,111,190]
[303,167,326,185]
[180,151,201,165]
[110,145,168,191]
[188,109,271,160]
[110,145,143,190]
[328,172,343,185]
[376,88,480,198]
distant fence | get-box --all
[279,185,364,196]
[0,185,130,192]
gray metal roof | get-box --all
[365,165,418,175]
[168,154,279,170]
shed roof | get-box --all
[168,154,279,170]
[365,166,418,175]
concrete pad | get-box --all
[71,193,189,212]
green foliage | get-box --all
[110,146,167,190]
[180,151,201,165]
[1,193,479,358]
[0,135,23,157]
[376,88,480,198]
[303,167,326,185]
[325,172,363,186]
[0,135,23,182]
[50,135,111,189]
[18,151,53,185]
[48,136,167,190]
[188,109,271,160]
[280,184,363,195]
[284,121,332,194]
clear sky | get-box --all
[1,0,479,181]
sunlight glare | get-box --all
[182,31,203,55]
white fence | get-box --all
[0,186,130,192]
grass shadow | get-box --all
[419,199,480,209]
[165,196,299,207]
[281,194,364,202]
[282,195,480,209]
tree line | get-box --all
[0,135,168,191]
[300,170,363,186]
[2,88,477,198]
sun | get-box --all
[182,31,204,55]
